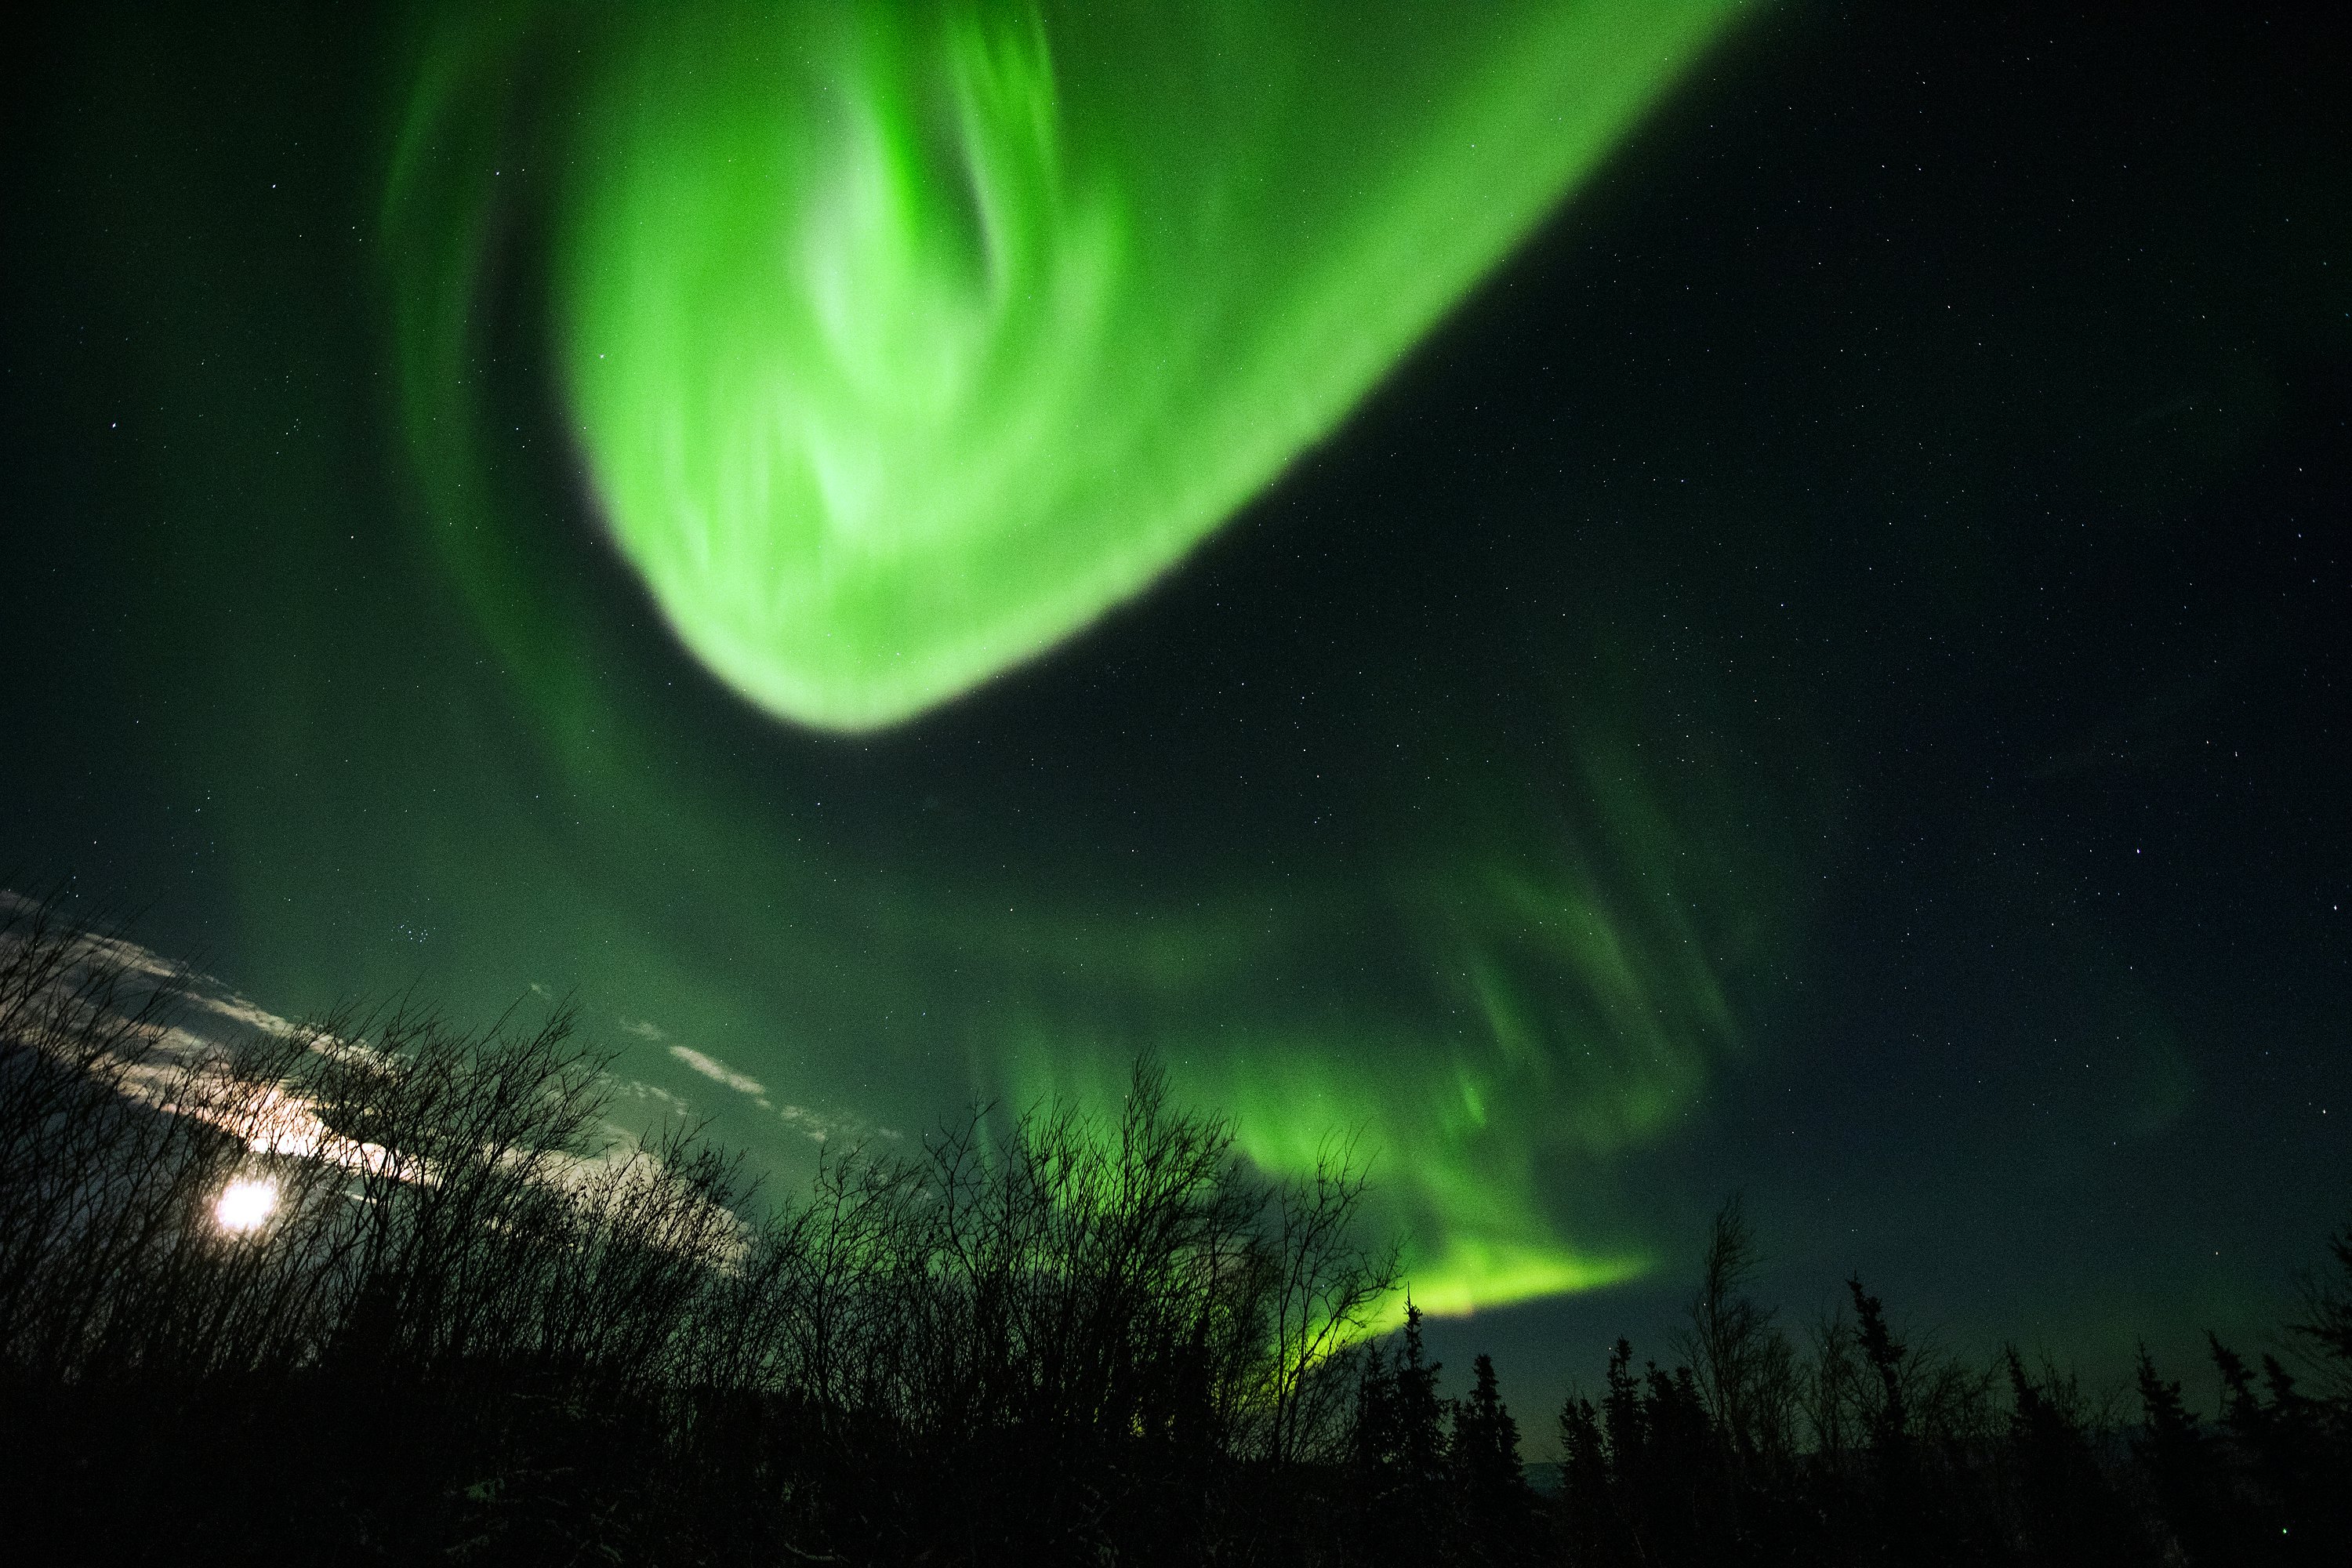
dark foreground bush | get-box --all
[5,896,2350,1566]
[0,898,1394,1564]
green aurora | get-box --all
[379,0,1768,1316]
[547,0,1739,734]
[8,0,2347,1422]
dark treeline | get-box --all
[0,898,1394,1564]
[1345,1198,2352,1568]
[3,898,2349,1565]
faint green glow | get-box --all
[545,0,1743,731]
[982,729,1773,1319]
[381,0,1768,1319]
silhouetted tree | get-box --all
[2209,1332,2349,1563]
[1555,1387,1617,1564]
[1686,1196,1800,1475]
[12,898,2352,1566]
[2287,1219,2352,1405]
[1343,1298,1451,1561]
[1849,1276,1909,1459]
[0,899,1403,1566]
[2002,1346,2140,1567]
[2135,1342,2235,1566]
[1450,1352,1534,1562]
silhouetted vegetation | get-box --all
[1533,1200,2352,1568]
[0,898,1396,1563]
[4,897,2349,1563]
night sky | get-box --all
[5,2,2347,1449]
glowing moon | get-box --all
[214,1177,278,1234]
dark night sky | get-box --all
[4,2,2347,1449]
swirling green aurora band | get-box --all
[387,0,1760,1319]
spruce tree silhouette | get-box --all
[1450,1352,1534,1563]
[1342,1298,1454,1562]
[1849,1276,1908,1457]
[2002,1347,2139,1568]
[2135,1342,2234,1566]
[2209,1332,2350,1563]
[1554,1388,1616,1564]
[11,901,2352,1566]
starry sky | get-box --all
[4,1,2347,1446]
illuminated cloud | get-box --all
[666,1044,768,1099]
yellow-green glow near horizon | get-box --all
[554,0,1744,731]
[384,0,1765,1322]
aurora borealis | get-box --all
[405,0,1739,732]
[5,0,2350,1430]
[379,0,1758,1314]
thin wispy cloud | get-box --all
[610,1078,687,1109]
[667,1044,766,1098]
[776,1102,902,1146]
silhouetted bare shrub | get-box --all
[12,899,2348,1566]
[0,896,1396,1565]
